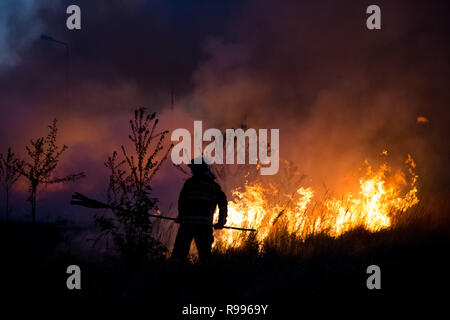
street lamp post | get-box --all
[40,34,70,104]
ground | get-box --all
[1,218,448,311]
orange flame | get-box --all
[213,154,419,251]
[417,116,429,124]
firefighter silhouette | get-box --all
[171,158,227,261]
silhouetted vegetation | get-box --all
[1,114,447,307]
[94,108,173,262]
[2,206,449,307]
[0,148,23,221]
[19,119,85,222]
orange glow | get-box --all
[417,116,429,124]
[213,154,419,251]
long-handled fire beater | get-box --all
[70,192,256,232]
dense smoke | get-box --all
[0,0,449,223]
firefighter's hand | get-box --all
[213,223,224,230]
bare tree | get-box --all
[95,108,173,261]
[0,148,23,221]
[20,119,85,222]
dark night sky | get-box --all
[0,0,449,221]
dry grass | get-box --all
[214,195,450,260]
[1,196,449,302]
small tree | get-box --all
[0,148,23,221]
[20,119,85,222]
[95,108,173,261]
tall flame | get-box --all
[213,154,419,251]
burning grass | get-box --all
[213,153,420,253]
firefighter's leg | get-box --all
[194,225,214,261]
[171,224,194,261]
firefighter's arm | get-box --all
[215,189,228,229]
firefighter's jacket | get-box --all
[177,174,227,226]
